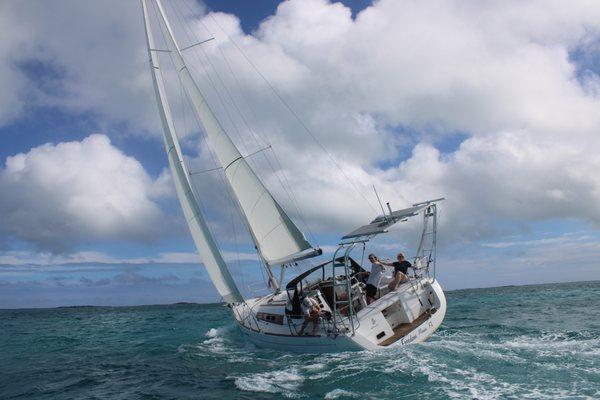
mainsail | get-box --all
[141,0,242,303]
[152,0,319,266]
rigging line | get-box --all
[176,0,315,244]
[180,37,215,51]
[181,69,248,250]
[184,9,267,150]
[176,50,245,279]
[170,4,311,292]
[194,21,314,246]
[175,60,247,279]
[186,21,262,158]
[166,18,267,289]
[266,146,318,246]
[212,43,267,149]
[380,171,410,208]
[244,144,271,158]
[177,54,200,186]
[177,60,224,179]
[166,4,244,209]
[215,43,318,245]
[149,1,170,63]
[170,2,252,157]
[257,258,268,290]
[151,0,231,267]
[188,166,222,175]
[176,0,317,246]
[173,0,316,242]
[221,165,250,288]
[151,2,250,306]
[206,12,379,214]
[192,14,270,153]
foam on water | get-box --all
[233,368,304,397]
[324,388,360,399]
[1,281,598,399]
[205,328,221,338]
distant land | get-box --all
[2,279,596,311]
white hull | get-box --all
[233,278,446,353]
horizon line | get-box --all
[1,279,597,311]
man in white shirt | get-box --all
[298,296,322,336]
[365,254,385,304]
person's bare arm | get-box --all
[375,261,387,271]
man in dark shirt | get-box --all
[380,252,415,291]
[393,253,413,275]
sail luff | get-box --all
[141,0,242,303]
[153,0,318,265]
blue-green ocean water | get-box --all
[1,281,598,399]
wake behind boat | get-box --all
[141,0,446,353]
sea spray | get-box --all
[1,281,598,399]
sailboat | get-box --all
[140,0,446,352]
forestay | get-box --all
[153,0,318,265]
[142,0,242,303]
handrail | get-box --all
[331,245,344,334]
[329,242,360,336]
[343,244,356,336]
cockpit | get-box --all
[284,256,370,320]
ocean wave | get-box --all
[233,368,304,397]
[197,321,599,399]
[4,283,597,399]
[324,388,360,399]
[178,324,255,363]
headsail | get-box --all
[152,0,319,265]
[141,0,242,303]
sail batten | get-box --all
[153,0,317,265]
[141,0,242,303]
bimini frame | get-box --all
[329,198,444,336]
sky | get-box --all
[1,0,600,309]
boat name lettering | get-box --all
[401,334,417,345]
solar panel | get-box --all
[341,204,428,240]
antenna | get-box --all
[373,185,388,220]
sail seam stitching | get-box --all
[260,221,284,243]
[249,189,268,217]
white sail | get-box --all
[153,0,319,265]
[141,0,242,303]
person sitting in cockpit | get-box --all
[298,296,322,336]
[380,252,415,291]
[365,254,385,304]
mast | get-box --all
[152,0,320,268]
[141,0,242,304]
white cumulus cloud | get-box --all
[180,0,600,242]
[1,0,600,249]
[0,134,170,252]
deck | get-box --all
[379,308,437,346]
